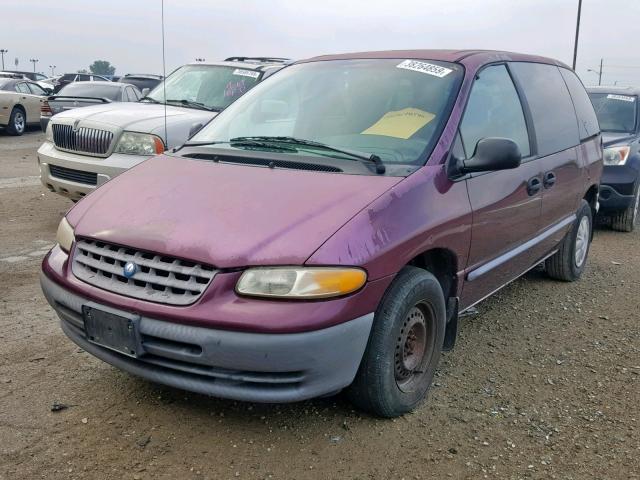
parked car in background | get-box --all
[40,81,142,131]
[52,73,111,93]
[1,71,54,93]
[587,86,640,231]
[3,70,49,82]
[0,77,47,135]
[41,50,602,417]
[38,57,289,200]
[119,74,164,93]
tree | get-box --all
[89,60,115,76]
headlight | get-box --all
[45,121,53,142]
[603,146,630,166]
[56,217,74,253]
[236,267,367,299]
[114,132,164,155]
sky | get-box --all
[2,0,640,86]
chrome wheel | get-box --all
[574,216,590,267]
[14,111,25,134]
[394,304,436,393]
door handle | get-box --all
[543,171,556,189]
[527,176,542,196]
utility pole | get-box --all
[0,49,7,70]
[587,59,604,86]
[29,58,38,72]
[572,0,582,70]
[598,58,603,86]
[49,65,56,76]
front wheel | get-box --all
[610,186,639,232]
[545,199,593,282]
[346,266,446,417]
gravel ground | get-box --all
[0,130,638,480]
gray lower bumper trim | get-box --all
[41,273,374,403]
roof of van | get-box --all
[299,49,570,68]
[586,85,640,96]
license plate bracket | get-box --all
[82,305,143,358]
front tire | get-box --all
[6,107,26,136]
[347,267,446,418]
[610,186,639,232]
[545,199,593,282]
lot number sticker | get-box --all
[607,94,635,102]
[397,60,453,78]
[233,69,260,79]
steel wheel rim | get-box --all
[574,216,590,267]
[394,304,436,393]
[14,112,25,133]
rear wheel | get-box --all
[610,186,639,232]
[346,266,446,417]
[6,107,26,136]
[545,200,592,281]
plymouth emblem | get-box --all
[123,262,138,278]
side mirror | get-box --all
[460,137,522,174]
[141,88,150,97]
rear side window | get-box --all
[559,68,600,140]
[460,64,530,158]
[15,83,30,94]
[510,62,580,156]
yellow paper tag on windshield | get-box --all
[362,108,435,139]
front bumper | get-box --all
[41,272,374,403]
[599,165,638,211]
[37,141,153,200]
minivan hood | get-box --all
[67,155,402,268]
[602,132,636,147]
[52,103,216,147]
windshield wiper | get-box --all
[229,136,386,174]
[166,99,220,112]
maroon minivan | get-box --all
[41,50,602,417]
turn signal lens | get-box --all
[603,146,630,165]
[236,267,367,299]
[56,217,75,253]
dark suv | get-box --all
[41,50,602,417]
[587,86,639,231]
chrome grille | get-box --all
[52,124,114,156]
[72,239,216,305]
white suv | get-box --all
[38,58,288,201]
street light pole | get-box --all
[49,65,56,76]
[0,49,7,70]
[572,0,582,70]
[29,58,38,73]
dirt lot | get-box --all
[0,130,638,480]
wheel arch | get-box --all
[406,247,458,300]
[405,247,459,351]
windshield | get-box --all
[190,59,463,173]
[589,93,638,133]
[59,83,123,100]
[146,64,261,110]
